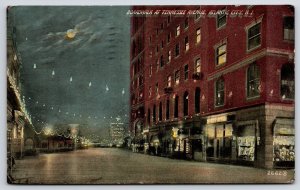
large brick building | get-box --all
[130,5,294,169]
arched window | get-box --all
[174,96,179,118]
[215,78,225,106]
[159,102,162,121]
[195,87,201,113]
[247,63,260,98]
[166,99,170,120]
[153,105,156,122]
[281,64,294,99]
[183,91,189,116]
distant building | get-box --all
[110,123,126,146]
[130,5,294,169]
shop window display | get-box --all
[273,136,295,162]
[237,136,255,161]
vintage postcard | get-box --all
[7,5,295,184]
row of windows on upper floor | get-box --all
[147,16,294,79]
[146,63,294,124]
[147,62,294,109]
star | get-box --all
[122,88,125,95]
[33,64,36,69]
[52,70,55,76]
[70,76,73,82]
[89,82,92,87]
[106,84,109,92]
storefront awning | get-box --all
[274,118,294,136]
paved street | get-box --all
[11,148,294,184]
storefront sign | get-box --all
[207,115,227,124]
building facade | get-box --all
[130,5,295,169]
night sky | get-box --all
[10,6,130,135]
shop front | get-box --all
[273,118,294,168]
[204,113,235,162]
[236,120,259,165]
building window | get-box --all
[156,45,159,53]
[149,64,152,77]
[161,40,164,49]
[166,99,170,120]
[247,22,261,51]
[155,82,159,94]
[283,17,294,41]
[160,55,164,67]
[183,91,189,116]
[217,8,227,28]
[167,75,172,87]
[153,105,156,122]
[195,87,201,113]
[149,86,152,97]
[184,64,189,80]
[281,64,294,99]
[185,36,189,51]
[247,63,260,98]
[174,95,179,118]
[156,28,159,35]
[149,36,152,44]
[196,28,201,44]
[160,23,164,30]
[175,70,180,85]
[215,78,225,106]
[176,25,180,36]
[167,15,171,24]
[167,33,171,43]
[175,43,180,57]
[195,58,201,73]
[156,59,159,71]
[159,102,162,121]
[216,43,227,66]
[167,50,171,63]
[184,18,189,29]
[147,109,151,124]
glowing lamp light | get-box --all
[65,29,76,40]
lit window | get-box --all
[185,36,189,51]
[167,76,172,87]
[196,28,201,43]
[149,64,152,77]
[247,63,260,98]
[217,8,227,28]
[283,17,294,41]
[247,22,261,50]
[149,86,152,97]
[184,64,189,80]
[281,64,294,99]
[167,50,171,63]
[175,43,180,57]
[215,78,224,106]
[195,58,201,73]
[176,25,180,36]
[216,43,227,66]
[175,70,180,85]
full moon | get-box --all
[66,29,76,39]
